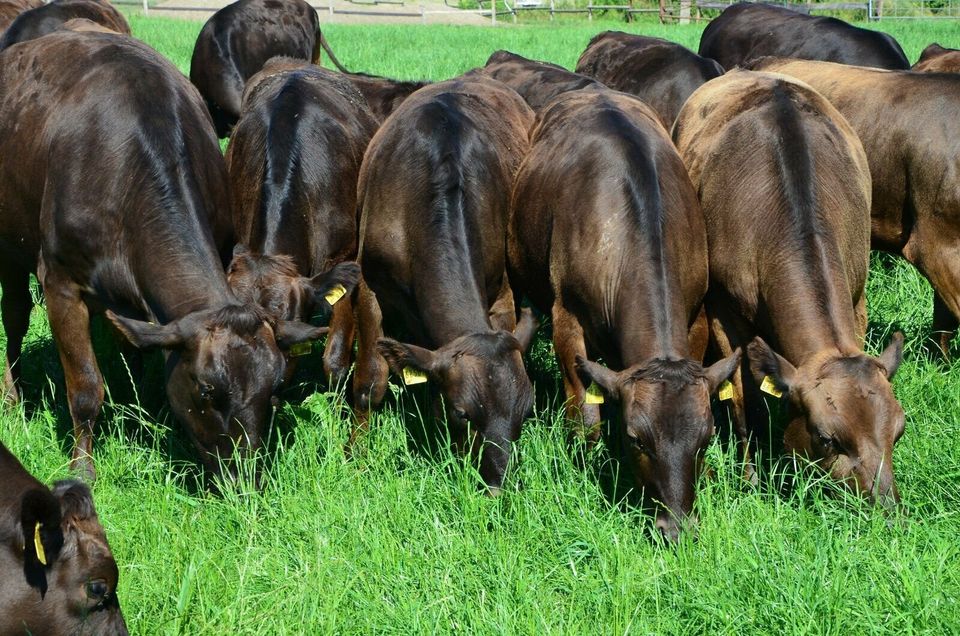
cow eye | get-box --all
[86,579,109,602]
[631,438,648,455]
[817,432,840,453]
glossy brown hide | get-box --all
[0,32,322,482]
[699,2,909,70]
[476,50,605,114]
[0,0,41,32]
[752,58,960,356]
[0,0,129,50]
[225,59,373,384]
[354,77,537,492]
[913,43,960,73]
[190,0,346,138]
[575,31,724,129]
[343,72,431,123]
[0,443,126,635]
[508,89,739,540]
[673,70,905,505]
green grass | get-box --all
[4,15,960,634]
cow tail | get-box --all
[317,30,349,73]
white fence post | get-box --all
[491,0,496,24]
[143,0,149,15]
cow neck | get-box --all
[414,257,492,346]
[613,264,692,367]
[761,268,862,366]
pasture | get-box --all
[3,13,960,633]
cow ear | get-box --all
[746,337,796,396]
[20,487,64,575]
[274,320,328,349]
[51,480,98,526]
[106,310,185,350]
[876,331,904,380]
[704,348,741,394]
[512,307,539,354]
[304,261,361,307]
[574,355,621,399]
[377,338,438,377]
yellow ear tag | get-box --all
[760,376,783,398]
[34,522,47,566]
[402,367,428,385]
[718,380,734,401]
[584,382,605,405]
[289,341,313,357]
[324,284,347,306]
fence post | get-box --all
[550,0,554,19]
[492,0,496,25]
[142,0,149,15]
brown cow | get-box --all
[0,31,323,482]
[0,0,129,50]
[575,31,724,128]
[752,57,960,356]
[190,0,347,138]
[913,43,960,73]
[0,0,41,32]
[508,89,739,540]
[476,50,604,114]
[673,70,905,505]
[353,76,537,492]
[0,442,126,634]
[343,72,431,123]
[225,58,373,385]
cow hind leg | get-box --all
[552,299,601,445]
[1,267,32,405]
[42,272,104,482]
[323,295,356,391]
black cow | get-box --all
[477,49,604,114]
[0,0,129,50]
[0,31,323,482]
[0,442,126,634]
[575,31,724,128]
[190,0,347,137]
[699,3,909,70]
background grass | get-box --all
[3,15,960,634]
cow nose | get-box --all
[655,515,681,543]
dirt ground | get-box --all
[147,0,495,25]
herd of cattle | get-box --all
[0,0,958,630]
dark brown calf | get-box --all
[575,31,724,128]
[0,32,322,482]
[353,77,536,492]
[912,43,960,73]
[752,58,960,356]
[190,0,347,138]
[225,58,373,384]
[0,0,129,50]
[0,442,126,634]
[477,50,604,114]
[0,0,41,32]
[508,89,739,540]
[343,72,431,123]
[674,70,905,505]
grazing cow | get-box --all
[0,31,323,481]
[699,3,909,70]
[0,442,127,635]
[343,72,431,123]
[190,0,347,138]
[225,58,374,385]
[752,58,960,356]
[477,50,604,113]
[0,0,41,32]
[575,31,724,128]
[673,70,905,505]
[0,0,129,49]
[508,89,740,540]
[353,77,537,492]
[913,43,960,73]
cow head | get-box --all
[376,309,539,493]
[748,333,905,508]
[107,305,324,483]
[226,246,361,324]
[2,480,126,635]
[575,351,741,542]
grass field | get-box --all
[4,14,960,634]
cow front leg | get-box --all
[1,265,33,404]
[488,273,518,332]
[349,281,388,449]
[552,299,601,445]
[323,294,356,390]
